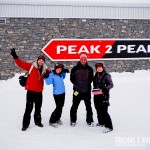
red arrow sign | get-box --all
[42,39,115,61]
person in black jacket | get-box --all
[70,54,94,127]
[93,62,114,133]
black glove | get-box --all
[44,70,50,79]
[102,87,109,95]
[44,73,49,79]
[102,87,110,106]
[11,48,18,59]
[63,69,69,73]
[103,100,110,106]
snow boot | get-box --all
[96,123,105,127]
[87,122,94,127]
[22,127,27,131]
[57,119,63,125]
[35,123,43,127]
[70,122,76,127]
[49,122,59,128]
[103,127,113,133]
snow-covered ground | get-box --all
[0,70,150,150]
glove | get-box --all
[102,87,109,95]
[44,70,51,79]
[103,100,110,106]
[63,69,69,73]
[11,48,18,59]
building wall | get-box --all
[0,18,150,80]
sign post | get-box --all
[42,39,150,61]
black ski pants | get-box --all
[22,90,42,128]
[49,93,65,123]
[70,92,93,124]
[94,95,113,130]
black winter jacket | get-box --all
[70,62,93,93]
[93,71,114,91]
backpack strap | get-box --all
[28,64,34,75]
[24,64,34,77]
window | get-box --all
[0,18,6,24]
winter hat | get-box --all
[54,63,64,69]
[37,55,45,62]
[95,63,104,68]
[80,54,87,59]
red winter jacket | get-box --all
[15,58,48,92]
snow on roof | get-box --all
[0,0,150,19]
[1,0,150,7]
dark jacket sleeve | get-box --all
[70,67,76,84]
[89,66,94,83]
[105,74,114,90]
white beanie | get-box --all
[80,54,87,59]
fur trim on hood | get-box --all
[32,61,48,74]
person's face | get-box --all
[80,57,87,65]
[96,66,103,72]
[55,68,62,74]
[37,59,44,67]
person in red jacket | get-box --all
[11,48,50,131]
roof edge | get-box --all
[1,1,150,8]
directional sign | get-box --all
[42,39,150,61]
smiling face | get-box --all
[80,57,87,65]
[96,66,103,72]
[55,67,62,74]
[37,59,45,67]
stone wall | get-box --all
[0,18,150,80]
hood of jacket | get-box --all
[32,61,48,74]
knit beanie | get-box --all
[95,63,104,68]
[37,55,45,62]
[54,63,64,69]
[80,54,87,59]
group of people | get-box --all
[11,48,114,133]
